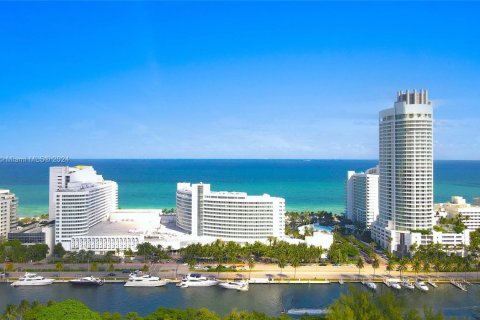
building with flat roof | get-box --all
[346,166,379,229]
[176,183,285,241]
[0,189,17,239]
[435,196,480,231]
[70,209,162,254]
[8,222,55,255]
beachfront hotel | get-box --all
[176,183,285,241]
[0,189,17,239]
[371,90,470,254]
[345,166,379,229]
[50,166,118,250]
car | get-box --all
[107,273,116,277]
[121,269,131,274]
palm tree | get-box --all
[422,261,431,276]
[290,256,301,279]
[411,259,421,277]
[398,258,408,279]
[248,256,255,280]
[386,259,396,276]
[356,257,364,277]
[372,256,380,280]
[278,256,287,276]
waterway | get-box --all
[1,283,479,318]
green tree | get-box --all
[53,243,66,259]
[32,300,102,320]
[55,262,64,272]
[356,257,364,276]
[247,256,255,280]
[372,256,380,280]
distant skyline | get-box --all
[1,2,480,160]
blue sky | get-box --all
[1,2,480,159]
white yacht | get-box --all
[390,282,402,290]
[218,280,249,291]
[414,280,429,292]
[69,276,104,286]
[11,273,54,287]
[176,273,218,288]
[125,274,167,287]
[402,280,415,290]
[362,281,377,290]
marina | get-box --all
[1,282,479,318]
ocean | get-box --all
[0,159,479,217]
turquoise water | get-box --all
[0,160,479,217]
[312,224,333,232]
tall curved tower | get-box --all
[373,90,433,251]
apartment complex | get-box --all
[176,183,285,241]
[0,189,17,239]
[50,166,118,250]
[346,166,379,229]
[372,90,470,253]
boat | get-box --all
[401,280,414,290]
[450,279,467,292]
[414,280,429,292]
[390,282,402,290]
[124,274,167,287]
[176,273,218,287]
[11,273,54,287]
[285,308,329,316]
[339,279,344,285]
[218,280,249,291]
[362,281,377,290]
[427,279,438,288]
[69,276,104,286]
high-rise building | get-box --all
[50,166,118,250]
[373,90,434,252]
[176,183,285,241]
[346,166,379,229]
[0,189,17,239]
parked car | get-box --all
[121,269,131,274]
[107,273,116,277]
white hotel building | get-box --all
[372,90,470,254]
[346,167,379,229]
[176,183,285,241]
[50,166,118,250]
[0,189,17,239]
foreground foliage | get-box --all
[326,287,446,320]
[1,290,463,320]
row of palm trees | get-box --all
[180,239,327,278]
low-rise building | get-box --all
[8,222,55,255]
[70,209,162,254]
[434,196,480,231]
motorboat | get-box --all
[124,274,167,287]
[402,280,415,290]
[218,280,249,291]
[390,282,402,290]
[285,308,329,316]
[414,280,429,292]
[338,279,344,285]
[69,276,104,286]
[11,273,54,287]
[362,281,377,290]
[176,273,218,288]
